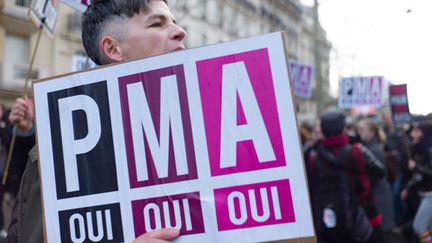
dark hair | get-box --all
[320,111,346,137]
[412,115,432,138]
[82,0,168,65]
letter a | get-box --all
[370,77,382,97]
[220,62,276,168]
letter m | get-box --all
[119,65,197,188]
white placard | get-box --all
[30,0,58,37]
[338,76,384,108]
[60,0,91,12]
[34,32,315,243]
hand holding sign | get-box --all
[8,98,34,133]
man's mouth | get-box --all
[174,46,185,51]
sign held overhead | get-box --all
[288,60,314,99]
[60,0,91,12]
[389,84,411,125]
[339,76,384,108]
[30,0,59,37]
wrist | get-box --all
[14,124,35,137]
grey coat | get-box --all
[6,145,43,243]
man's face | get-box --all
[117,0,186,61]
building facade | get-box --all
[0,0,86,106]
[171,0,332,123]
[0,0,331,123]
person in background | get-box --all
[308,111,386,243]
[303,120,323,164]
[0,103,11,239]
[381,109,410,226]
[303,120,323,195]
[401,116,432,243]
[3,98,36,236]
[346,116,361,144]
[357,118,395,241]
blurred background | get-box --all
[0,0,430,124]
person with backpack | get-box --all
[308,111,386,243]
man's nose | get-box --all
[171,24,186,41]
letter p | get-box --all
[58,95,101,192]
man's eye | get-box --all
[149,22,162,27]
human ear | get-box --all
[99,36,124,63]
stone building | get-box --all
[171,0,331,123]
[0,0,331,122]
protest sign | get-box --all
[389,84,411,125]
[71,54,97,72]
[288,60,314,99]
[30,0,58,37]
[60,0,91,12]
[338,76,384,108]
[33,32,315,243]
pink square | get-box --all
[196,48,286,176]
[214,180,295,231]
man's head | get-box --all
[320,111,346,137]
[82,0,186,65]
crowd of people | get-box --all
[301,109,432,243]
[0,0,430,242]
[1,100,430,243]
[0,99,36,241]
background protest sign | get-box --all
[30,0,58,37]
[288,60,314,99]
[60,0,91,12]
[33,32,315,242]
[338,76,384,108]
[71,54,97,72]
[389,84,411,125]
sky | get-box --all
[301,0,432,115]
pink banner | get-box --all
[389,84,411,125]
[288,60,314,99]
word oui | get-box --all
[214,180,295,231]
[131,192,205,237]
[69,210,113,242]
[58,204,123,242]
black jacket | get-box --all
[411,136,432,192]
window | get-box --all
[5,33,29,65]
[15,0,31,7]
[200,33,207,45]
[3,33,39,83]
[68,12,83,32]
[200,0,207,20]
